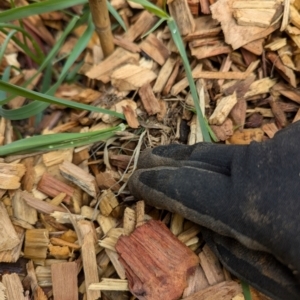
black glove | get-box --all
[128,121,300,300]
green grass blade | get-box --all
[0,124,126,156]
[35,62,53,126]
[242,281,252,300]
[168,19,211,142]
[127,0,169,18]
[0,67,11,100]
[141,18,165,39]
[107,1,127,31]
[0,102,49,120]
[37,16,79,76]
[65,61,84,83]
[0,30,17,62]
[0,25,45,63]
[0,0,88,22]
[0,17,79,120]
[57,15,93,85]
[0,80,125,120]
[0,16,97,121]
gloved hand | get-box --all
[128,121,300,300]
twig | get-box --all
[89,0,115,57]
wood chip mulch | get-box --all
[0,0,297,299]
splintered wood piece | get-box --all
[105,248,126,279]
[243,37,264,55]
[37,172,74,204]
[97,214,118,235]
[230,99,247,128]
[49,192,66,206]
[268,96,287,127]
[0,172,23,189]
[42,148,73,167]
[96,171,121,192]
[123,11,158,42]
[290,4,300,29]
[0,171,14,190]
[24,229,49,260]
[183,281,242,300]
[85,48,139,83]
[265,38,287,51]
[50,237,81,250]
[168,0,196,36]
[293,108,300,123]
[99,189,120,217]
[111,64,157,91]
[138,83,161,115]
[8,70,42,109]
[211,118,234,141]
[89,278,129,291]
[51,262,78,300]
[233,8,276,28]
[0,225,24,263]
[136,200,145,227]
[262,122,279,138]
[241,47,258,66]
[227,128,264,144]
[199,0,211,14]
[170,213,184,236]
[232,1,276,9]
[182,265,209,297]
[59,160,98,198]
[73,148,90,166]
[190,37,220,48]
[140,34,170,65]
[115,220,199,300]
[50,211,84,225]
[77,220,100,300]
[272,82,300,104]
[173,61,258,96]
[188,0,200,16]
[110,156,132,171]
[123,207,136,235]
[171,63,202,96]
[0,162,26,177]
[278,45,296,70]
[221,74,256,98]
[21,156,35,192]
[266,51,296,87]
[99,228,124,251]
[26,260,47,300]
[184,16,221,42]
[246,108,274,118]
[162,60,180,95]
[210,0,281,49]
[22,191,66,214]
[12,189,37,225]
[81,205,100,220]
[2,273,24,299]
[209,92,237,125]
[177,224,201,243]
[188,115,203,145]
[0,201,20,251]
[244,77,277,99]
[153,55,178,93]
[113,36,141,53]
[35,265,52,288]
[122,103,140,128]
[190,41,231,60]
[199,244,225,285]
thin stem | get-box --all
[89,0,115,57]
